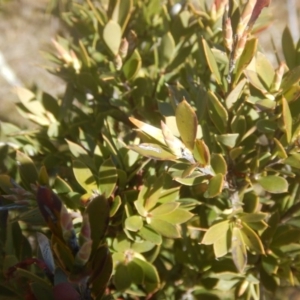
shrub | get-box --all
[1,0,300,299]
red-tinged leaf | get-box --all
[5,258,51,280]
[36,185,62,239]
[79,213,92,243]
[248,0,272,28]
[60,204,78,255]
[75,240,93,266]
[53,282,81,300]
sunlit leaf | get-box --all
[86,195,110,252]
[125,216,143,232]
[103,20,122,56]
[202,38,221,85]
[98,158,117,198]
[240,222,265,254]
[257,176,288,194]
[149,218,181,238]
[128,143,177,161]
[73,160,98,194]
[231,227,247,273]
[175,99,198,151]
[202,220,230,245]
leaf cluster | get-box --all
[1,0,300,299]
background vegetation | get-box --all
[0,0,300,299]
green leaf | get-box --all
[114,263,132,291]
[284,84,300,103]
[202,38,221,85]
[160,208,193,225]
[240,222,265,254]
[204,173,224,198]
[38,166,49,186]
[65,139,94,170]
[125,216,143,232]
[89,246,113,299]
[255,52,275,89]
[175,99,198,151]
[150,202,179,217]
[129,117,166,145]
[138,225,162,245]
[144,175,165,211]
[273,138,288,159]
[112,0,133,32]
[234,38,257,84]
[127,260,144,284]
[231,227,247,273]
[86,195,110,252]
[16,87,49,124]
[256,119,277,134]
[73,160,98,193]
[98,158,117,198]
[193,139,210,166]
[282,26,296,69]
[0,174,14,194]
[207,91,228,134]
[132,257,160,293]
[225,78,247,110]
[202,220,230,245]
[123,49,141,81]
[239,213,267,223]
[213,231,230,258]
[211,153,227,175]
[215,134,239,148]
[110,195,122,217]
[281,97,292,142]
[16,151,38,189]
[103,20,122,56]
[285,153,300,169]
[245,70,268,94]
[128,143,177,161]
[158,186,180,204]
[149,218,181,238]
[131,240,155,253]
[257,175,288,194]
[281,65,300,92]
[158,32,175,68]
[173,173,208,186]
[53,176,73,194]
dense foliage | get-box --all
[1,0,300,299]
